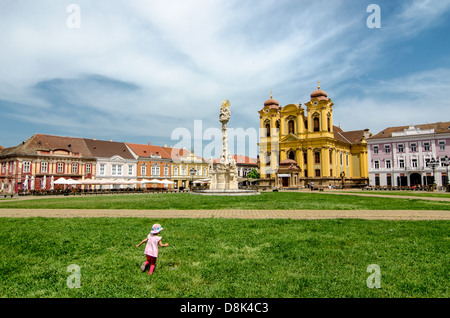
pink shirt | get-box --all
[144,234,162,257]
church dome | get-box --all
[310,82,328,101]
[264,98,279,108]
[264,91,280,108]
[280,159,297,165]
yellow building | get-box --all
[258,84,370,189]
[170,152,209,190]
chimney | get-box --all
[363,129,370,140]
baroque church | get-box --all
[258,83,370,189]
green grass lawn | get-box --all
[0,217,448,298]
[345,190,450,198]
[1,192,450,210]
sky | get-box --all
[1,0,450,159]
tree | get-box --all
[247,168,259,179]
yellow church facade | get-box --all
[258,84,370,189]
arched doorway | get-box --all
[410,173,421,187]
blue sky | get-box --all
[1,0,450,158]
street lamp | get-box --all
[189,167,197,191]
[426,157,439,189]
[444,155,450,187]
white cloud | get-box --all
[1,0,450,151]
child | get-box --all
[136,223,169,275]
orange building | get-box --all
[126,143,174,189]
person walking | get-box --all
[136,223,169,275]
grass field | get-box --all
[0,217,448,298]
[345,190,450,198]
[1,192,450,210]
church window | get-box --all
[288,120,295,134]
[288,150,295,160]
[314,152,320,164]
[313,117,320,132]
[327,116,331,132]
[265,124,270,137]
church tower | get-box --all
[304,81,334,136]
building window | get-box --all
[72,163,78,174]
[151,165,160,176]
[399,159,405,168]
[86,164,91,174]
[439,141,446,151]
[398,144,404,153]
[164,165,169,176]
[424,142,430,151]
[174,167,178,176]
[288,120,295,134]
[386,160,391,169]
[128,165,133,176]
[412,159,418,168]
[314,152,320,164]
[385,145,390,153]
[411,143,417,152]
[57,162,64,174]
[23,161,31,173]
[288,150,295,160]
[327,116,331,132]
[387,175,392,186]
[41,162,48,173]
[303,153,307,164]
[313,117,320,132]
[1,163,6,174]
[112,165,116,176]
[100,164,106,176]
[315,169,321,177]
[346,154,349,166]
[374,160,380,169]
[117,165,122,176]
[265,124,270,137]
[182,166,186,176]
[340,153,343,165]
[373,146,378,154]
[140,165,146,176]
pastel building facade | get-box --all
[0,134,96,193]
[367,122,450,188]
[258,84,370,189]
[126,143,173,189]
[83,138,138,189]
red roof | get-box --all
[213,154,257,165]
[126,143,172,159]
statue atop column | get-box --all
[209,99,238,190]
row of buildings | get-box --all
[0,135,257,194]
[258,84,450,189]
[2,83,449,193]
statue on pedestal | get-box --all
[209,99,239,190]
